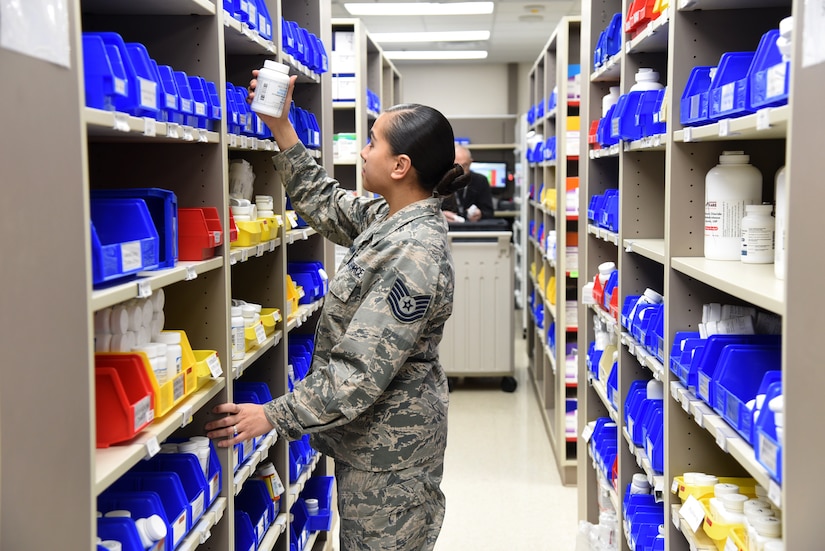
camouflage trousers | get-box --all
[335,460,446,551]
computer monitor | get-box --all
[470,161,509,189]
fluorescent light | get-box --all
[384,50,489,60]
[370,30,491,43]
[344,2,494,16]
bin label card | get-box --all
[121,241,143,272]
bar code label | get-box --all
[134,395,152,431]
[121,241,143,272]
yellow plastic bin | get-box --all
[244,321,267,351]
[259,215,281,240]
[286,275,300,318]
[700,497,745,550]
[260,307,282,336]
[672,476,757,502]
[232,220,262,247]
[193,349,220,389]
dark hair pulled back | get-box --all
[383,103,471,197]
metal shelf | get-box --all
[591,54,622,82]
[624,135,667,152]
[673,105,789,143]
[227,134,280,152]
[85,108,220,143]
[230,238,281,265]
[258,513,289,551]
[92,257,224,312]
[587,224,620,246]
[232,331,284,380]
[671,257,785,315]
[626,10,670,54]
[589,144,621,158]
[81,0,215,15]
[623,428,666,499]
[287,300,325,332]
[623,238,665,265]
[176,497,228,551]
[223,16,277,55]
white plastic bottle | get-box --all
[629,68,665,92]
[155,331,183,377]
[705,151,763,260]
[256,461,284,503]
[134,515,167,549]
[741,204,775,264]
[251,60,291,117]
[602,86,621,117]
[773,166,787,279]
[187,436,211,477]
[231,306,245,361]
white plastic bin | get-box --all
[441,231,515,389]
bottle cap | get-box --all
[143,515,168,540]
[752,516,782,537]
[714,483,740,497]
[719,150,749,164]
[263,60,290,74]
[745,204,773,214]
[104,510,132,518]
[720,493,748,512]
[636,68,660,82]
[155,331,182,345]
[779,16,793,37]
[95,333,113,353]
[111,305,130,334]
[642,288,664,303]
[242,304,257,318]
[598,261,616,274]
[257,461,277,476]
[179,441,199,453]
[646,380,664,400]
[768,395,784,412]
[632,473,651,487]
[231,306,242,317]
[99,541,122,551]
[745,507,775,523]
[189,436,211,449]
[694,474,719,486]
[159,443,179,453]
[683,472,704,485]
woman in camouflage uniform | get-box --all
[206,73,469,550]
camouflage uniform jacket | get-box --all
[264,142,453,472]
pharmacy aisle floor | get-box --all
[434,326,578,550]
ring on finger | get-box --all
[233,425,238,437]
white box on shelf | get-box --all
[332,74,357,101]
[332,31,355,53]
[333,133,359,163]
[331,51,357,74]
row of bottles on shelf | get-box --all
[526,117,582,162]
[591,69,667,149]
[526,64,582,126]
[681,18,792,127]
[704,152,787,280]
[530,222,580,268]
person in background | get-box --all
[205,72,471,551]
[441,144,495,223]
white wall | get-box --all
[395,61,535,117]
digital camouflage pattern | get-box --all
[262,142,451,549]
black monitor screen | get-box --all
[470,161,509,189]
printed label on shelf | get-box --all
[113,112,130,132]
[719,118,731,137]
[672,478,680,494]
[181,405,193,428]
[144,436,161,458]
[679,494,706,533]
[230,134,237,148]
[768,480,781,507]
[756,108,772,131]
[256,243,266,257]
[241,249,249,262]
[121,241,143,272]
[716,425,738,453]
[137,279,153,299]
[206,353,223,378]
[185,266,198,281]
[254,323,267,345]
[199,131,209,143]
[183,126,194,142]
[230,252,238,265]
[581,421,596,443]
[167,123,180,139]
[143,117,157,137]
[684,127,693,142]
[269,239,276,252]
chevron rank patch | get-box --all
[387,276,432,323]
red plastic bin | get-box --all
[625,0,658,37]
[228,210,238,244]
[178,207,223,260]
[95,353,155,448]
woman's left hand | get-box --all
[205,402,275,447]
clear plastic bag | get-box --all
[1,0,71,67]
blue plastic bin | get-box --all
[97,516,151,551]
[90,198,160,285]
[204,80,223,127]
[636,89,662,138]
[109,472,191,547]
[187,76,210,129]
[681,66,715,127]
[754,380,782,482]
[709,51,757,120]
[99,490,181,551]
[694,334,781,407]
[82,34,129,112]
[750,29,790,109]
[84,33,156,117]
[154,64,183,124]
[615,92,645,141]
[132,453,208,526]
[124,42,160,118]
[235,509,257,551]
[291,499,310,551]
[600,189,620,232]
[713,346,781,439]
[605,13,623,59]
[172,71,196,126]
[641,402,664,473]
[237,479,275,544]
[607,361,619,409]
[91,188,177,269]
[303,476,334,531]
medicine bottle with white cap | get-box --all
[251,60,291,118]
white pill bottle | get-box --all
[251,60,291,117]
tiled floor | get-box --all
[434,319,579,550]
[331,312,580,550]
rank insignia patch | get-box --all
[387,277,431,323]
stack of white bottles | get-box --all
[256,195,275,219]
[100,510,167,550]
[94,289,182,385]
[162,436,211,478]
[231,299,264,361]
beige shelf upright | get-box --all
[524,15,582,487]
[0,1,336,549]
[574,0,825,547]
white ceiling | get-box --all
[329,0,582,64]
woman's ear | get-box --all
[391,154,413,181]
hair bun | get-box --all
[433,164,471,198]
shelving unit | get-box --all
[0,1,336,549]
[574,0,824,548]
[330,18,402,196]
[524,16,581,486]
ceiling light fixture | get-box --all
[344,2,494,16]
[370,30,491,43]
[383,50,489,60]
